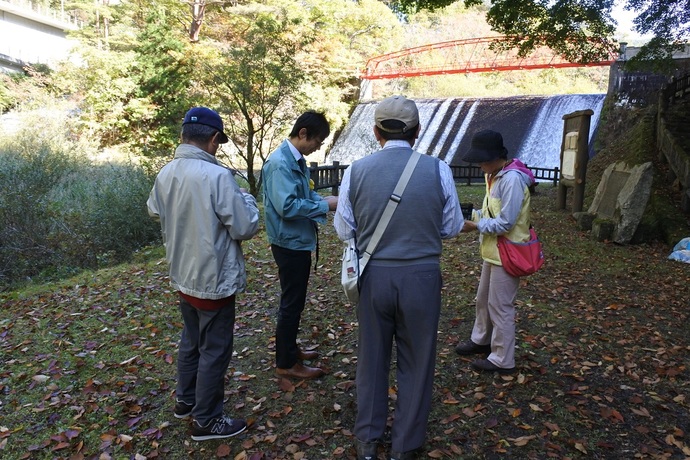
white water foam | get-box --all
[329,94,606,169]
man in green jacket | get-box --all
[262,111,337,380]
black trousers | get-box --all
[271,244,312,369]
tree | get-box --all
[389,0,689,69]
[623,0,690,70]
[132,6,197,155]
[64,0,120,49]
[201,5,313,196]
[193,0,401,196]
[183,0,238,42]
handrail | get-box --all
[309,161,560,194]
[661,73,690,109]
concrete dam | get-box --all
[328,94,606,170]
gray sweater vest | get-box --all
[349,147,445,266]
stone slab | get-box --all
[588,161,654,244]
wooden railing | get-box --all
[309,161,560,194]
[309,161,348,195]
[448,165,560,186]
[661,73,690,109]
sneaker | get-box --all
[454,340,491,356]
[470,358,516,375]
[355,438,378,460]
[173,400,193,420]
[191,416,247,441]
[390,449,420,459]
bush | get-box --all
[47,162,160,268]
[0,113,160,289]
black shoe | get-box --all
[470,358,516,375]
[355,438,379,460]
[191,416,247,441]
[173,400,193,420]
[390,449,419,460]
[454,340,491,356]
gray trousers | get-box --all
[176,296,235,425]
[354,263,442,453]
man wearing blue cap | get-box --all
[147,107,260,441]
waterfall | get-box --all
[516,94,605,168]
[328,94,606,169]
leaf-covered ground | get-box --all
[1,184,689,460]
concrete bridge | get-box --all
[0,0,79,72]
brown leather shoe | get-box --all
[297,348,319,361]
[275,362,325,380]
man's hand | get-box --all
[324,196,338,211]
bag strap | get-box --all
[360,152,421,267]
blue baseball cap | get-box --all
[183,107,229,144]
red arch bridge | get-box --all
[361,36,620,80]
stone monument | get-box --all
[584,162,654,243]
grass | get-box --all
[1,183,689,460]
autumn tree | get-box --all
[198,5,312,196]
[389,0,689,69]
[192,0,401,195]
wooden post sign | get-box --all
[557,109,593,212]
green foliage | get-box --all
[131,7,197,155]
[49,1,193,153]
[64,0,123,48]
[47,162,160,266]
[54,46,141,147]
[195,0,404,195]
[48,0,402,185]
[295,0,404,127]
[201,4,316,195]
[390,0,457,14]
[0,134,81,285]
[623,0,690,71]
[0,118,160,290]
[391,0,689,70]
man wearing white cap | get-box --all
[334,96,465,460]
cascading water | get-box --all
[328,94,606,170]
[516,95,605,167]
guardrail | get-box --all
[661,73,690,109]
[309,161,560,194]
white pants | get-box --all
[470,261,520,368]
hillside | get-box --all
[588,96,690,244]
[1,182,689,459]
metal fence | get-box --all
[309,161,560,194]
